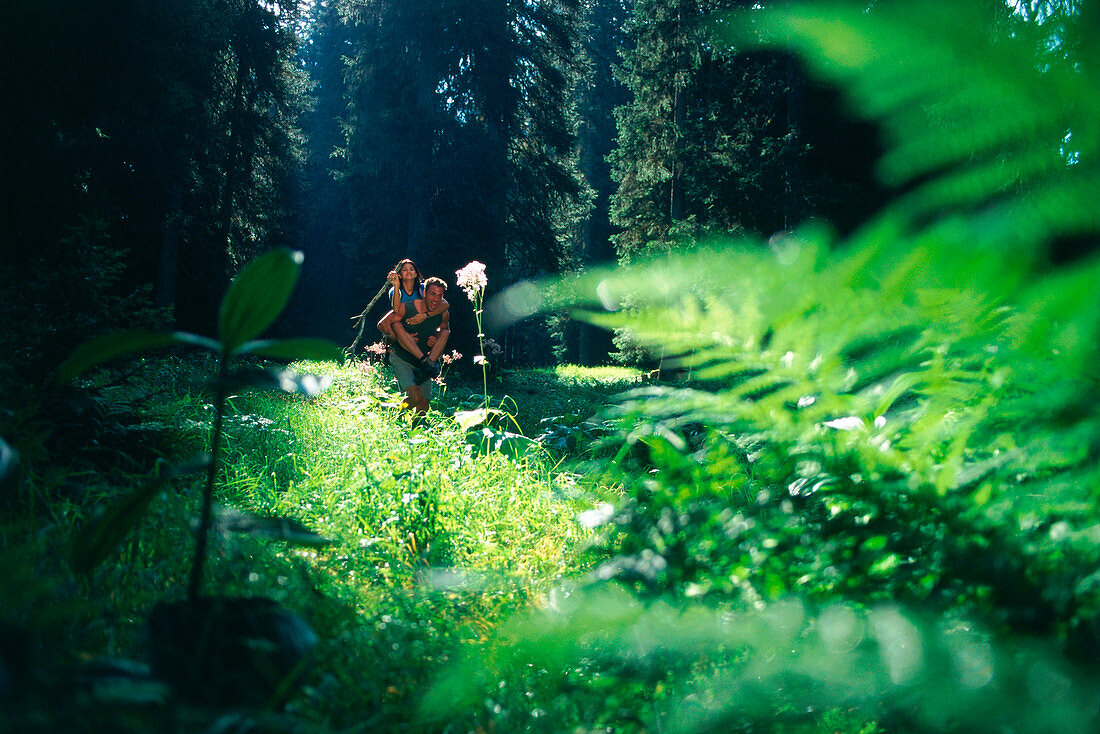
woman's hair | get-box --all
[393,258,423,283]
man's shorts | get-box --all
[388,350,433,400]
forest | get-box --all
[2,0,1099,732]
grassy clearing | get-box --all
[4,355,628,731]
[178,358,610,727]
[482,364,645,456]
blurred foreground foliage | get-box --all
[455,1,1100,732]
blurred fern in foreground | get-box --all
[730,0,1100,254]
[448,2,1100,732]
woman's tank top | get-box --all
[389,283,424,308]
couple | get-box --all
[377,259,451,414]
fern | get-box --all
[455,2,1100,732]
[726,1,1100,250]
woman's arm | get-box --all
[425,296,449,318]
[405,298,430,324]
[388,272,403,314]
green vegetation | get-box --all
[1,355,597,731]
[426,2,1100,732]
[5,1,1100,733]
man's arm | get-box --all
[404,298,431,324]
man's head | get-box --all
[423,277,447,310]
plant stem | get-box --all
[476,299,488,410]
[188,354,228,601]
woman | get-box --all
[376,259,448,361]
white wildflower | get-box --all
[455,261,488,301]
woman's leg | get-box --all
[391,321,425,359]
[377,311,398,337]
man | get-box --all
[387,277,451,414]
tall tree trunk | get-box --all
[669,0,690,223]
[156,184,184,319]
[578,87,617,364]
[670,83,686,222]
[405,39,435,262]
[573,0,625,364]
[784,55,805,230]
[215,51,250,271]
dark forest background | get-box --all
[1,0,908,376]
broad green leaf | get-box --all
[59,330,219,382]
[454,407,508,431]
[425,589,1100,732]
[236,337,344,362]
[466,427,539,460]
[217,366,334,397]
[70,456,210,574]
[218,248,303,353]
[212,506,332,547]
[76,660,171,705]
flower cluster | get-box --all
[455,261,487,301]
[433,350,463,386]
[483,337,503,358]
[474,340,504,368]
[360,341,389,366]
[457,260,491,408]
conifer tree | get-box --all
[2,0,312,362]
[286,0,363,339]
[320,0,586,360]
[611,0,793,258]
[179,0,310,332]
[562,0,631,364]
[609,0,893,263]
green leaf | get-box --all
[212,506,332,547]
[70,456,210,574]
[58,330,219,382]
[217,366,334,397]
[218,248,304,353]
[236,337,344,362]
[466,427,539,460]
[454,407,508,431]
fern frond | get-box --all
[466,3,1100,729]
[426,588,1100,734]
[726,1,1100,249]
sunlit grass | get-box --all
[206,360,595,587]
[119,357,607,728]
[3,354,640,730]
[550,364,645,388]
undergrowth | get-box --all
[0,355,607,732]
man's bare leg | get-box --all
[405,385,432,411]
